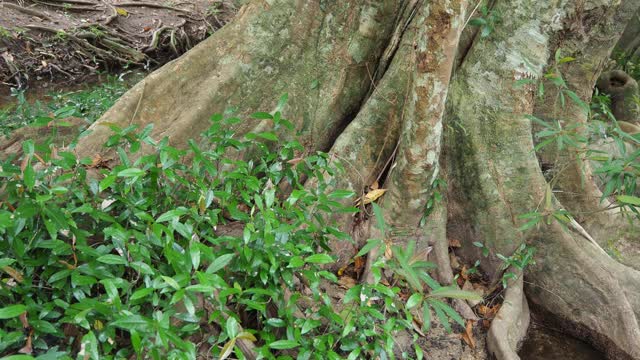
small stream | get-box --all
[518,320,605,360]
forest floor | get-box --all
[0,0,239,95]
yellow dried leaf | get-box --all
[3,266,24,283]
[355,188,387,206]
[115,7,129,16]
[384,242,393,260]
[461,320,476,348]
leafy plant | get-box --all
[468,3,501,38]
[354,204,482,358]
[0,74,136,135]
[472,242,535,289]
[0,94,481,359]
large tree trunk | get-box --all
[74,0,640,358]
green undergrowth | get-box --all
[0,97,479,359]
[0,74,137,136]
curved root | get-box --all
[487,270,530,360]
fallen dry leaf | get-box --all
[3,266,24,283]
[370,180,379,190]
[19,312,29,329]
[478,304,500,320]
[355,188,387,206]
[287,157,304,166]
[448,238,462,248]
[460,265,469,280]
[353,256,365,275]
[384,242,393,260]
[338,276,356,289]
[18,329,33,354]
[461,320,476,348]
[449,253,460,269]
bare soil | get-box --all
[0,0,239,94]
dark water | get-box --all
[518,321,605,360]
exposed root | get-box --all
[1,3,52,20]
[0,0,236,89]
[526,224,640,359]
[117,2,194,14]
[487,270,530,360]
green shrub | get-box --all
[0,75,134,135]
[0,98,478,359]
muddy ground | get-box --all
[0,0,241,95]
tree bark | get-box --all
[72,0,640,358]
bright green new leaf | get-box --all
[269,340,300,350]
[97,254,127,265]
[117,168,145,177]
[0,304,26,319]
[207,253,234,273]
[305,254,334,264]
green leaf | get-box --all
[405,293,423,309]
[269,340,300,350]
[328,190,356,199]
[131,330,141,354]
[430,300,451,333]
[558,56,575,64]
[130,288,154,300]
[99,174,116,192]
[219,338,236,360]
[372,203,386,232]
[430,298,465,328]
[0,356,36,360]
[251,112,273,120]
[117,168,145,177]
[156,208,188,222]
[97,254,127,265]
[564,90,589,115]
[207,253,234,273]
[275,93,288,112]
[429,286,482,301]
[81,331,100,360]
[617,195,640,206]
[161,275,181,290]
[23,165,35,191]
[305,254,334,264]
[257,132,278,141]
[226,316,239,338]
[422,303,432,333]
[356,238,382,257]
[288,256,304,268]
[0,258,16,267]
[111,315,149,330]
[0,305,26,319]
